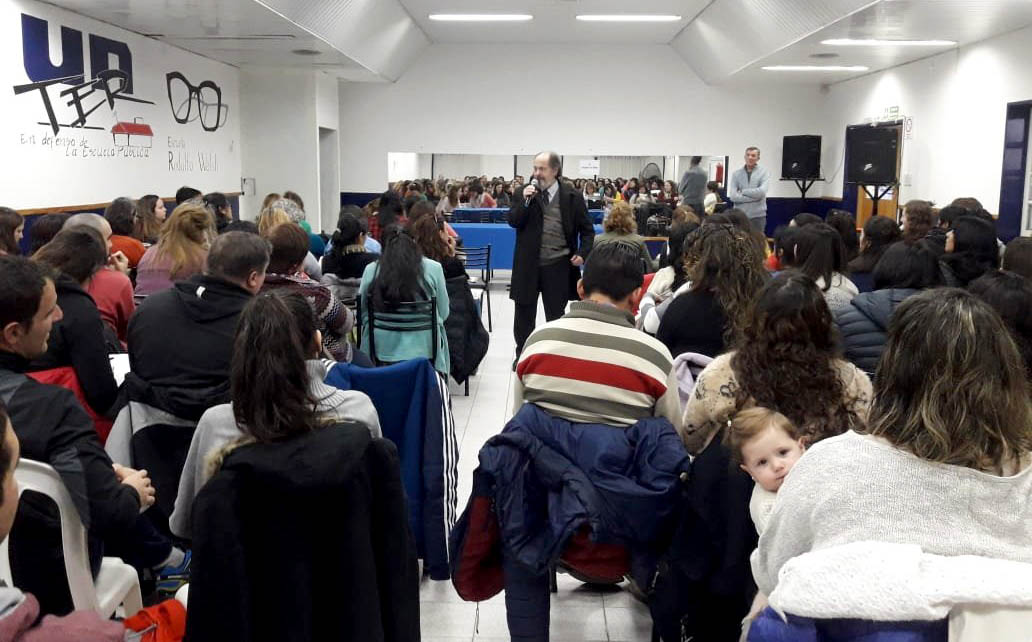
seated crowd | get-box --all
[0,179,1030,642]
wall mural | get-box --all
[1,0,240,209]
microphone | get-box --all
[525,178,542,207]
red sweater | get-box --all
[86,267,135,345]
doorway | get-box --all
[850,121,903,228]
[318,127,340,234]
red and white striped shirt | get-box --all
[512,301,683,435]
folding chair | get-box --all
[0,459,142,618]
[459,245,493,332]
[357,297,438,367]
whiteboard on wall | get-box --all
[1,0,241,209]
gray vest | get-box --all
[539,188,569,265]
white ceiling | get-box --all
[399,0,709,44]
[733,0,1032,84]
[47,0,421,82]
[42,0,1032,84]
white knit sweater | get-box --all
[752,431,1032,597]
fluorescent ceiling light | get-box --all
[429,14,532,22]
[762,65,869,72]
[821,38,956,47]
[576,14,682,22]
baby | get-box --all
[728,406,806,638]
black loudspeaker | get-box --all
[781,135,822,180]
[846,125,899,184]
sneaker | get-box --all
[156,550,191,597]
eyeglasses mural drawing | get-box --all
[166,71,229,132]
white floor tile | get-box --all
[420,601,478,639]
[604,605,654,641]
[471,602,608,640]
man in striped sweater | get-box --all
[512,242,683,436]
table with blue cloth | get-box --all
[451,208,604,224]
[452,223,603,269]
[452,223,667,270]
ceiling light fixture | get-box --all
[576,14,682,22]
[821,38,956,47]
[428,14,533,22]
[762,65,869,72]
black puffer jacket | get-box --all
[444,275,488,384]
[833,288,919,377]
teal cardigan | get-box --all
[358,257,451,375]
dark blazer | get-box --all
[507,181,595,304]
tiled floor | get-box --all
[427,274,654,641]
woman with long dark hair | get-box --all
[825,210,859,265]
[436,185,460,215]
[135,194,167,244]
[358,226,450,375]
[29,227,120,416]
[408,212,465,279]
[753,290,1032,633]
[940,215,1000,287]
[782,222,858,309]
[846,216,902,293]
[368,192,407,243]
[638,221,699,332]
[0,207,24,256]
[170,291,380,539]
[683,272,872,454]
[657,224,769,358]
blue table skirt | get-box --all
[453,224,603,270]
[451,208,604,224]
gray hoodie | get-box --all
[169,359,381,538]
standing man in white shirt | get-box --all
[729,147,771,235]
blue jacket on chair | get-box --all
[325,358,458,580]
[450,404,689,599]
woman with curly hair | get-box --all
[656,223,768,359]
[681,272,872,454]
[595,201,655,271]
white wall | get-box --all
[818,24,1032,212]
[2,0,240,209]
[239,69,318,221]
[316,72,340,131]
[339,44,824,193]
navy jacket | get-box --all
[451,403,689,603]
[325,358,457,580]
[833,289,918,378]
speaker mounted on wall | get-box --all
[781,135,822,180]
[845,125,899,185]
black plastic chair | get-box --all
[357,296,438,367]
[459,245,492,332]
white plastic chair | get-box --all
[0,459,142,618]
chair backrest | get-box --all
[0,459,100,612]
[358,296,437,366]
[458,245,491,282]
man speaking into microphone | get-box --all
[507,151,595,362]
